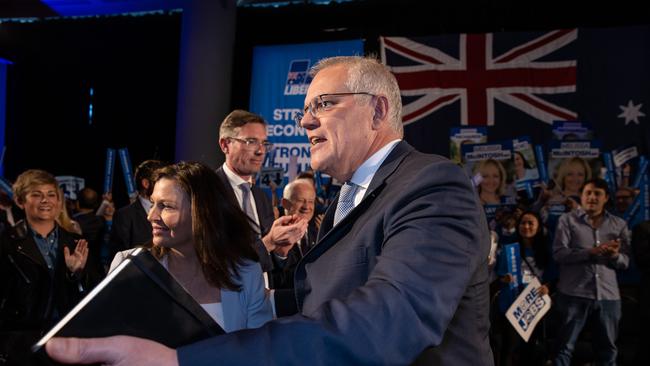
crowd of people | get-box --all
[0,55,647,366]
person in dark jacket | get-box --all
[0,169,92,365]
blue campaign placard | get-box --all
[104,148,116,194]
[118,148,136,199]
[249,40,364,183]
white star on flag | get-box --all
[618,100,645,125]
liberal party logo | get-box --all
[284,59,312,96]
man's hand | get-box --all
[601,239,621,257]
[64,239,88,273]
[273,242,296,258]
[589,239,620,258]
[46,336,178,366]
[262,215,308,252]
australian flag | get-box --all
[380,26,650,157]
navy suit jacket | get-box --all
[216,167,276,272]
[180,142,493,365]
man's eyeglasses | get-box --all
[229,137,274,150]
[293,92,375,127]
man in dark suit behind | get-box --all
[270,178,318,290]
[215,110,308,273]
[46,56,493,365]
[108,160,164,261]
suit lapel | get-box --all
[216,168,240,208]
[310,141,414,260]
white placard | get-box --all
[505,277,552,342]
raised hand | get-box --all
[64,239,89,273]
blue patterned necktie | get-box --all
[334,182,358,226]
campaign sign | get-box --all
[249,40,363,182]
[259,167,284,190]
[56,176,85,200]
[506,277,552,342]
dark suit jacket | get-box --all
[179,142,493,365]
[108,199,151,261]
[216,167,275,272]
[270,220,318,290]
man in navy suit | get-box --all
[215,109,308,273]
[47,56,493,365]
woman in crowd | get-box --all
[0,169,91,365]
[495,211,551,366]
[110,161,272,332]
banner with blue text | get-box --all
[249,40,364,182]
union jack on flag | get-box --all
[380,29,578,126]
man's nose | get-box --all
[301,112,319,130]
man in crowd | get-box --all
[270,178,318,290]
[46,56,492,365]
[108,160,164,260]
[552,178,630,366]
[215,110,307,273]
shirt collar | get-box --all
[576,207,612,222]
[349,139,401,189]
[29,223,59,240]
[139,195,153,213]
[222,163,250,186]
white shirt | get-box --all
[138,195,153,215]
[200,302,225,329]
[222,163,260,226]
[348,139,401,206]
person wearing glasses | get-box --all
[46,56,491,365]
[216,109,308,277]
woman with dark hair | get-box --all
[495,211,551,366]
[110,161,272,332]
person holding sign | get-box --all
[494,211,551,366]
[552,178,629,366]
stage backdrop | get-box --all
[380,26,650,157]
[249,39,364,184]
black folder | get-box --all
[32,248,224,356]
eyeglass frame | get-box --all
[228,137,274,150]
[294,92,375,127]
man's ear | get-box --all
[372,95,389,130]
[281,198,291,210]
[141,179,150,191]
[219,138,229,154]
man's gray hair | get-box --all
[309,56,403,136]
